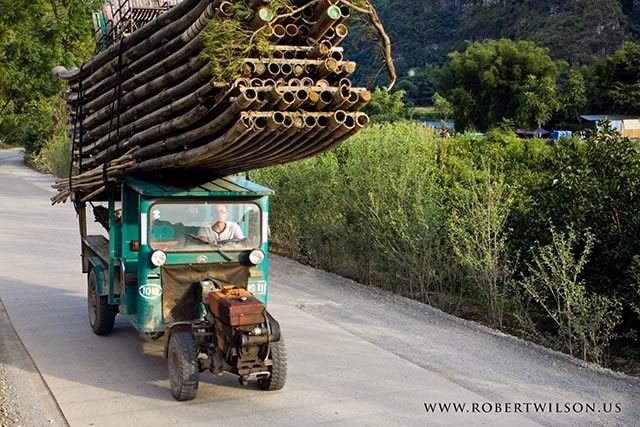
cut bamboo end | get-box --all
[331,24,349,45]
[271,24,286,41]
[251,7,275,28]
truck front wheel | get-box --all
[168,330,200,401]
[258,336,287,391]
[87,268,116,335]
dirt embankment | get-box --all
[0,299,67,427]
[1,366,10,427]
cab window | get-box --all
[149,202,261,252]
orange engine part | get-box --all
[207,286,266,327]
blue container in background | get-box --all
[551,130,573,141]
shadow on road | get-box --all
[0,275,258,403]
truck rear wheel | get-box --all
[258,336,287,391]
[168,330,200,401]
[87,269,116,335]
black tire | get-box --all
[88,268,117,335]
[258,336,287,391]
[168,330,200,401]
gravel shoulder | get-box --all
[0,298,67,427]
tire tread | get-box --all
[88,269,116,335]
[259,337,287,391]
[168,331,199,401]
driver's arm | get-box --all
[196,226,213,243]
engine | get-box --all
[200,283,281,384]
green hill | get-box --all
[349,0,637,92]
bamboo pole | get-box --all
[53,0,203,82]
[310,4,342,40]
[130,88,261,160]
[80,35,205,114]
[60,0,210,93]
[132,118,258,173]
[81,57,210,132]
[329,23,348,45]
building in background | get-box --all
[581,115,640,138]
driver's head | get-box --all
[215,204,228,223]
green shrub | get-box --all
[32,133,71,177]
[449,162,514,327]
[24,96,71,177]
[364,89,409,123]
[629,256,640,318]
[340,122,461,305]
[515,126,640,305]
[519,227,622,365]
[252,151,344,268]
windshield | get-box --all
[149,202,261,252]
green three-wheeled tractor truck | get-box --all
[77,175,286,400]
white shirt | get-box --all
[197,222,244,242]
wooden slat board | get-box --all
[83,235,110,264]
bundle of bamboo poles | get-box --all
[52,0,375,204]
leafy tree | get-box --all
[560,68,588,123]
[587,42,640,114]
[434,39,564,131]
[364,88,408,122]
[516,74,560,130]
[0,0,95,153]
[394,66,437,106]
[432,92,453,121]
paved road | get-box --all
[0,148,639,427]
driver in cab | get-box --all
[196,204,244,244]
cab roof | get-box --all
[126,176,273,197]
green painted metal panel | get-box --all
[108,197,122,305]
[249,195,270,305]
[120,186,139,315]
[90,260,107,296]
[125,176,273,198]
[136,196,165,332]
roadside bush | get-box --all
[629,256,640,318]
[519,227,622,365]
[340,123,461,305]
[516,126,640,310]
[252,152,344,269]
[254,122,466,308]
[32,133,71,177]
[24,97,71,177]
[449,162,514,327]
